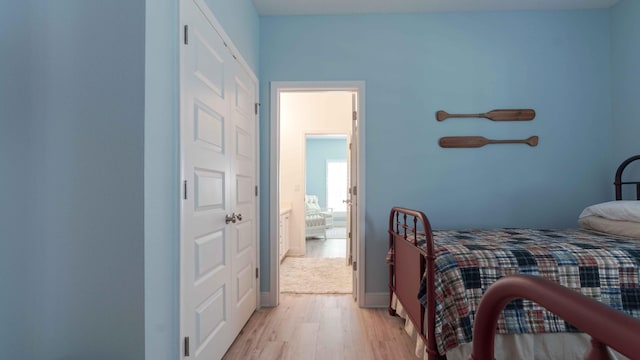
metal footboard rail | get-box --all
[388,207,439,359]
[470,275,640,360]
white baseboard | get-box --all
[260,291,276,307]
[286,248,304,257]
[362,292,390,308]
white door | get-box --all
[180,1,257,358]
[349,93,359,300]
[229,55,258,335]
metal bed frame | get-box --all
[387,155,640,359]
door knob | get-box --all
[236,213,243,222]
[225,213,237,224]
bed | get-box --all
[387,155,640,360]
[469,275,640,360]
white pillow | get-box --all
[579,216,640,239]
[579,201,640,223]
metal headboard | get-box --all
[614,155,640,200]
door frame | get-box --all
[268,81,366,307]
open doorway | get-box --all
[305,137,350,260]
[269,81,365,307]
[278,93,351,295]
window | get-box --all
[326,160,347,212]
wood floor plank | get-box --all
[283,322,319,360]
[306,237,347,258]
[223,294,417,360]
[315,302,343,358]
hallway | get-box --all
[222,294,416,360]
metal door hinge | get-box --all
[184,25,189,45]
[184,336,190,357]
[255,103,260,115]
[352,185,357,196]
[348,231,351,239]
[256,268,259,278]
[183,180,188,200]
[348,255,353,265]
[352,110,357,121]
[352,261,357,271]
[255,185,258,197]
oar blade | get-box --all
[485,109,536,121]
[439,136,488,148]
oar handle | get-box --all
[436,110,484,121]
[446,113,484,119]
[488,139,522,144]
[489,136,538,146]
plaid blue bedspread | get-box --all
[412,228,640,355]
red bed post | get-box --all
[419,211,439,360]
[388,210,397,316]
[388,207,440,360]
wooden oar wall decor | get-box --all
[439,136,538,148]
[436,109,536,122]
[436,108,538,149]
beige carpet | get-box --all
[280,257,352,294]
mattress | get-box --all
[390,293,628,360]
[399,228,640,355]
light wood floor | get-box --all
[305,238,346,258]
[305,226,347,258]
[223,294,418,360]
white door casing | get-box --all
[180,0,258,358]
[268,82,366,307]
[350,93,359,300]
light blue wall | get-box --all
[610,0,640,187]
[306,138,348,208]
[0,2,40,357]
[260,10,612,293]
[204,0,260,73]
[32,1,146,358]
[1,1,146,358]
[145,1,179,359]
